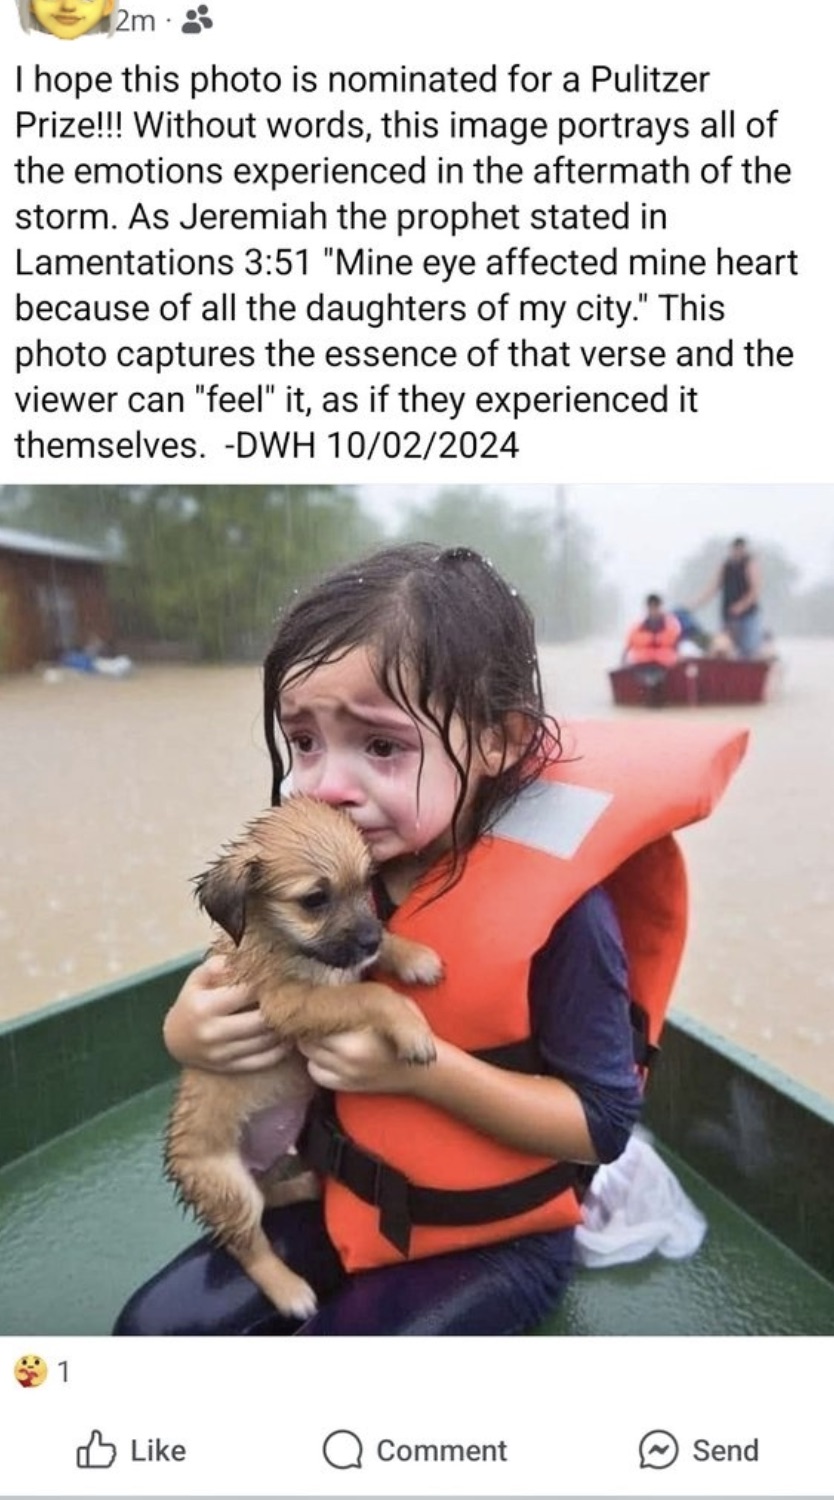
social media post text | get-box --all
[2,1,831,481]
[1,2,833,1492]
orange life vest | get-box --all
[625,614,681,667]
[308,719,747,1272]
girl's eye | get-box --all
[368,738,398,758]
[289,733,316,754]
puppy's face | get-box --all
[196,799,382,973]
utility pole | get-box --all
[554,484,573,639]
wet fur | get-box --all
[165,798,441,1318]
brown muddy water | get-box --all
[1,640,832,1100]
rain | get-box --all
[1,481,832,1099]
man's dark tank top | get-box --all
[721,557,756,617]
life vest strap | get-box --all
[474,1013,657,1074]
[630,1002,660,1070]
[301,1103,582,1257]
[471,1038,541,1070]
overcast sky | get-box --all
[360,483,834,613]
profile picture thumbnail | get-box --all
[17,0,117,38]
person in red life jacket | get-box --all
[114,544,746,1337]
[688,537,764,659]
[623,594,682,668]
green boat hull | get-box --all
[2,960,832,1335]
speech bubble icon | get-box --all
[322,1430,363,1470]
[638,1429,679,1470]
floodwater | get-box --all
[1,640,832,1101]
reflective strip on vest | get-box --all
[491,778,613,859]
[323,720,749,1273]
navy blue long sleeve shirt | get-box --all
[374,875,642,1165]
[529,885,643,1163]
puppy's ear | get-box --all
[194,857,263,946]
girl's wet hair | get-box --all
[263,543,562,880]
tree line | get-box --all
[0,484,618,659]
[1,485,831,660]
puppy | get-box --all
[165,798,441,1318]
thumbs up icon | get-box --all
[76,1431,117,1469]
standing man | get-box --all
[690,537,763,659]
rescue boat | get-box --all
[610,656,776,708]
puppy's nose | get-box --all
[354,915,382,956]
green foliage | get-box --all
[393,486,620,640]
[0,485,383,661]
[0,482,622,646]
[108,485,382,660]
[4,487,831,655]
[0,485,125,550]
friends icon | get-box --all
[182,3,212,31]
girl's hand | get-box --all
[299,1031,599,1163]
[163,955,292,1073]
[298,1028,435,1095]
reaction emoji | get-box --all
[14,1354,48,1388]
[30,0,114,39]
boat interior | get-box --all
[2,958,832,1336]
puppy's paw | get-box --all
[273,1271,319,1321]
[395,942,444,987]
[394,1025,437,1067]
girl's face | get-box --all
[279,647,481,869]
